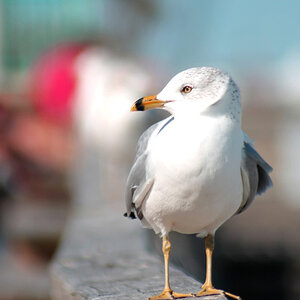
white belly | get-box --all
[142,116,243,236]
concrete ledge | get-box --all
[50,206,226,300]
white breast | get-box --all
[143,115,244,236]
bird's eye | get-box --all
[181,86,193,94]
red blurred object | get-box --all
[7,114,75,172]
[29,43,87,126]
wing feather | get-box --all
[237,140,273,214]
[125,117,173,219]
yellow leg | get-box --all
[195,234,241,300]
[149,236,193,300]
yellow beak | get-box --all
[130,94,171,111]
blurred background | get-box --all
[0,0,299,299]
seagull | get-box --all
[125,67,273,300]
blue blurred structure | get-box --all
[2,0,300,72]
[1,0,100,70]
[135,0,300,72]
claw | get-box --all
[195,286,241,300]
[149,289,193,299]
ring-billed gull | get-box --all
[125,67,273,299]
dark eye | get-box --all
[181,85,193,93]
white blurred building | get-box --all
[72,47,165,210]
[274,51,300,208]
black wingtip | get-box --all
[123,212,136,219]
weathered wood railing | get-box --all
[50,147,227,300]
[50,204,226,300]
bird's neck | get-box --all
[172,109,241,127]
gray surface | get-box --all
[50,207,227,300]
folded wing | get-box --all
[124,120,165,219]
[238,135,273,214]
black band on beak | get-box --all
[135,97,145,111]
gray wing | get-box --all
[237,141,273,214]
[125,119,167,219]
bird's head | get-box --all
[131,67,240,119]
